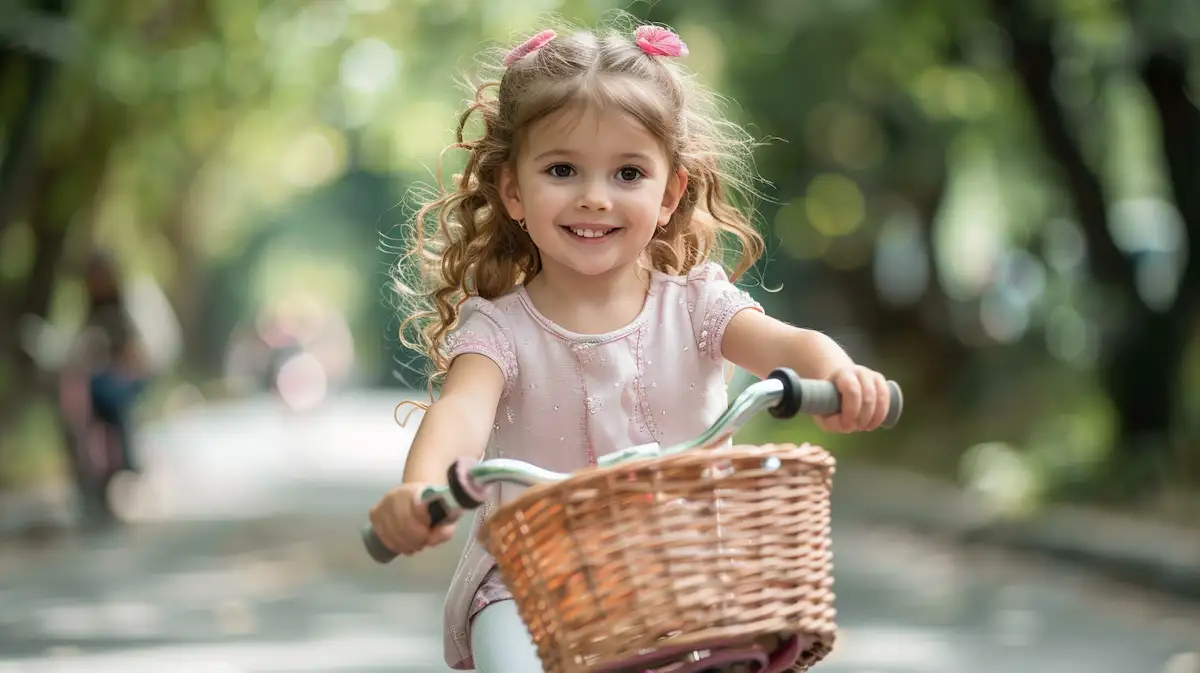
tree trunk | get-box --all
[0,0,67,239]
[1101,304,1193,489]
[0,107,119,445]
[1097,48,1200,491]
[989,0,1200,495]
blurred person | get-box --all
[222,322,270,395]
[253,295,356,406]
[258,313,305,395]
[17,249,180,520]
[366,20,895,673]
[79,249,152,474]
[269,294,356,386]
[301,302,355,386]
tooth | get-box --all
[570,228,611,238]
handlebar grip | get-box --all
[768,368,904,428]
[362,525,397,564]
[361,494,452,565]
[428,498,450,526]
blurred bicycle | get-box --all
[21,314,140,523]
[18,251,180,524]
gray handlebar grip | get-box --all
[362,525,398,564]
[362,498,450,565]
[796,378,904,428]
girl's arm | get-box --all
[720,310,890,432]
[721,310,852,380]
[401,353,505,485]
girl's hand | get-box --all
[816,365,890,433]
[369,483,457,556]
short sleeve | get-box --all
[443,297,519,395]
[686,262,763,361]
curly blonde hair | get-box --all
[394,16,765,393]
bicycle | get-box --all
[20,315,138,524]
[57,365,135,522]
[363,367,903,673]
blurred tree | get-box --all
[0,0,66,238]
[0,0,615,436]
[0,0,229,430]
[989,0,1198,494]
[0,0,1195,500]
[636,0,1197,496]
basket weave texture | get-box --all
[479,443,838,673]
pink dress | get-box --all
[439,262,761,670]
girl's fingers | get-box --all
[855,371,877,430]
[834,369,862,429]
[870,375,890,430]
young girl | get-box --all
[369,19,893,673]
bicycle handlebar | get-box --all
[362,368,903,563]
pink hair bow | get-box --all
[634,25,689,57]
[504,29,556,66]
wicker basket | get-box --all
[479,443,838,673]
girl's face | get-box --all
[499,104,687,283]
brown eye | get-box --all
[548,164,574,178]
[617,167,643,182]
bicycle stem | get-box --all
[596,377,784,469]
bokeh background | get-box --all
[4,0,1197,515]
[1,0,1198,671]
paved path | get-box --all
[0,392,1196,672]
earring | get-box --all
[517,218,527,231]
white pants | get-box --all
[470,601,544,673]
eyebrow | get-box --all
[530,149,656,164]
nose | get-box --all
[577,177,612,211]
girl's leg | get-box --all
[470,600,543,673]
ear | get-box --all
[659,167,688,226]
[498,163,525,222]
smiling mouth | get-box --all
[562,226,618,239]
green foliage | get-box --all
[1,0,1197,501]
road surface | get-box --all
[0,391,1196,672]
